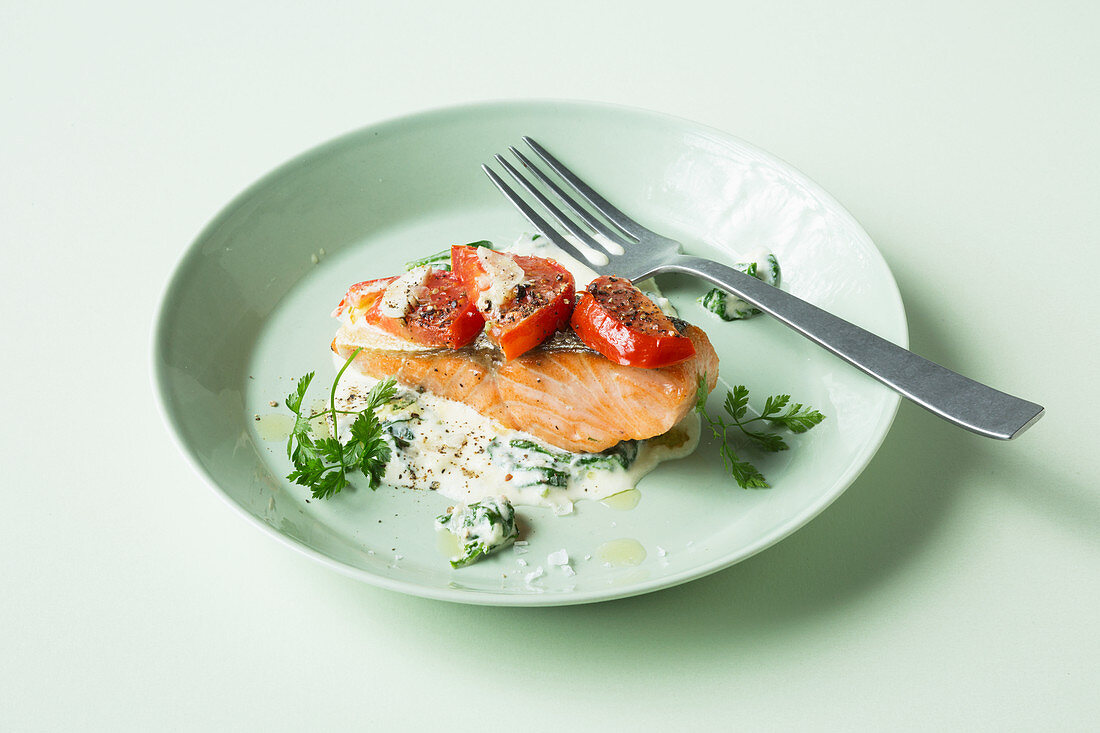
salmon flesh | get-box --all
[332,321,719,453]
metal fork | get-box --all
[483,136,1044,440]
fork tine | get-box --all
[507,146,630,253]
[480,164,594,267]
[494,154,613,262]
[523,136,649,240]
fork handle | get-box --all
[670,256,1044,439]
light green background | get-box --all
[3,1,1096,730]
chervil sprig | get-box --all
[284,348,398,499]
[695,377,825,488]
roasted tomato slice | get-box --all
[570,276,696,368]
[332,276,394,321]
[333,268,484,349]
[451,245,575,360]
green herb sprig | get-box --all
[285,349,398,499]
[695,377,826,488]
[404,240,493,271]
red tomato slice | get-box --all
[332,276,394,320]
[451,245,575,360]
[570,276,696,368]
[333,269,484,349]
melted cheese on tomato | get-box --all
[475,247,525,311]
[378,265,432,318]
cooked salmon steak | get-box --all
[332,322,719,453]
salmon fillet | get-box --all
[332,322,719,453]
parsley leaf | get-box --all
[284,349,398,499]
[695,376,825,489]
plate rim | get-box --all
[152,98,907,606]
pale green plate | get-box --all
[153,100,906,606]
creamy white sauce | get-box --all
[438,499,511,547]
[507,233,601,287]
[378,265,432,318]
[753,249,781,285]
[475,247,525,312]
[435,496,517,566]
[331,361,700,515]
[702,249,779,320]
